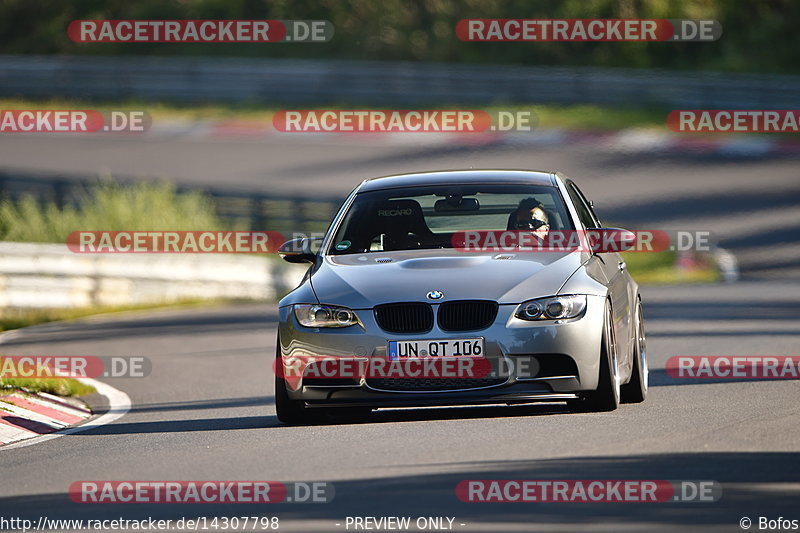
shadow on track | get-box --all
[3,452,798,530]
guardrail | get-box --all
[0,242,307,309]
[1,55,799,108]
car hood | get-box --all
[309,250,587,308]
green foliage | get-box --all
[0,377,97,397]
[0,0,797,73]
[623,250,720,284]
[0,179,227,243]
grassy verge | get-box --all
[10,96,799,139]
[489,103,667,131]
[623,250,720,284]
[0,178,231,243]
[0,374,97,398]
[0,97,277,123]
[0,97,668,131]
[6,97,798,136]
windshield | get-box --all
[328,184,574,254]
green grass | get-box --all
[0,97,668,131]
[0,97,276,123]
[8,97,798,137]
[623,250,720,284]
[11,97,796,136]
[0,178,232,243]
[487,103,667,131]
[0,377,96,398]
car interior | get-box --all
[331,189,572,254]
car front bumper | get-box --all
[276,295,606,408]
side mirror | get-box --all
[278,238,319,264]
[586,228,637,253]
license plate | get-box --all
[388,338,484,360]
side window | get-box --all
[566,183,600,229]
[572,184,602,227]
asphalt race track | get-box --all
[1,135,799,531]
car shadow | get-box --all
[2,452,798,530]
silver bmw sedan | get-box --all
[275,170,648,424]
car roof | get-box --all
[358,170,557,192]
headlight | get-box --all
[294,304,360,328]
[515,295,587,321]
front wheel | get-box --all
[275,373,316,424]
[621,301,648,403]
[274,338,325,425]
[569,302,620,413]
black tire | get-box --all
[569,302,620,413]
[621,301,648,404]
[275,373,313,424]
[274,338,324,425]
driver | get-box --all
[513,197,550,238]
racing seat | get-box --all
[337,199,438,252]
[377,199,438,250]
